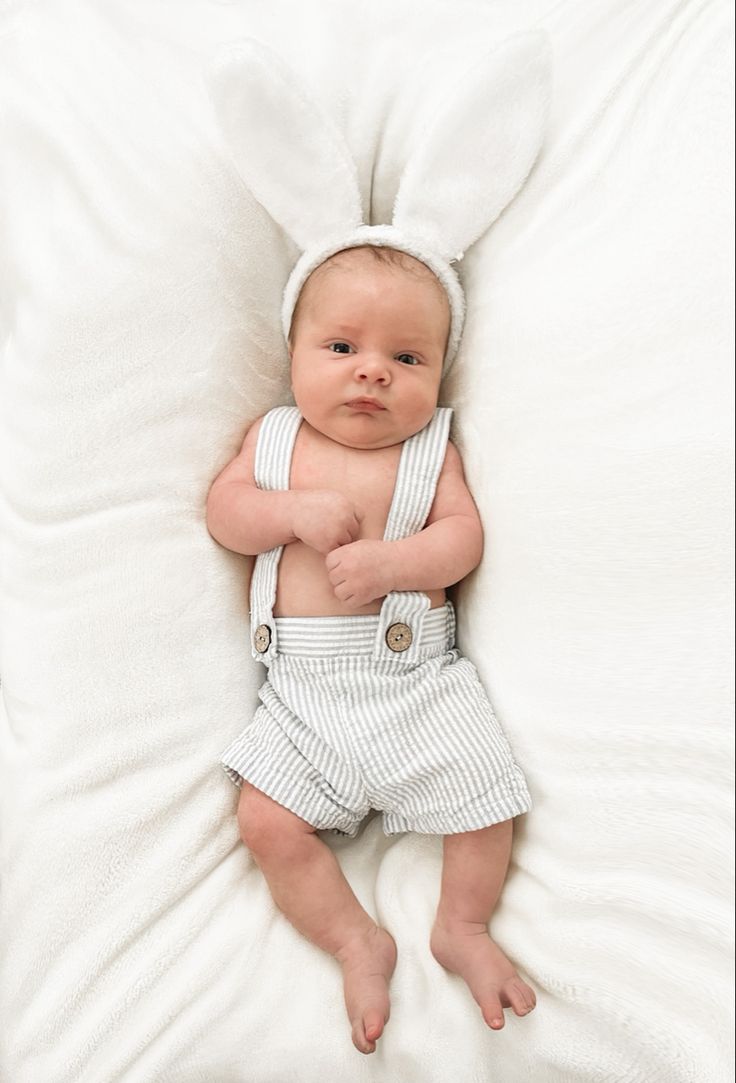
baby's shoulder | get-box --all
[223,413,269,476]
[441,439,467,476]
[243,404,299,442]
[239,412,270,453]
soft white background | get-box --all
[0,1,733,1080]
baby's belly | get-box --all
[272,542,446,617]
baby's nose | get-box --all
[356,354,391,383]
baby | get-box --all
[207,244,536,1055]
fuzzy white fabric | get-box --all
[0,2,733,1082]
[207,31,551,371]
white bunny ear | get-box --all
[393,31,553,261]
[208,40,364,251]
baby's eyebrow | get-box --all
[327,324,362,336]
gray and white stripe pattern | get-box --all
[383,407,451,541]
[249,406,302,662]
[249,406,454,666]
[274,603,454,659]
[221,404,533,835]
[221,606,532,835]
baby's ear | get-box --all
[393,31,553,261]
[207,39,364,252]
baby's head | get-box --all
[287,246,451,450]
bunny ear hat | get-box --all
[209,32,553,373]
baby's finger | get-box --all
[325,549,342,570]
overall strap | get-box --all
[250,406,302,664]
[373,407,453,662]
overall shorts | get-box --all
[220,406,532,836]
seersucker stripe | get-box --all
[254,405,302,492]
[249,406,453,666]
[250,406,302,661]
[383,407,452,542]
[222,403,532,836]
[273,603,453,657]
[220,615,533,835]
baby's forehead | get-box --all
[288,245,452,353]
[300,246,447,304]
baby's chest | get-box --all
[290,444,401,540]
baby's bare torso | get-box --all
[273,423,445,617]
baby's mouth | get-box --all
[346,397,386,412]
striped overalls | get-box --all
[220,406,532,836]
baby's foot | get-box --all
[337,926,397,1054]
[430,918,536,1030]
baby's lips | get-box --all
[345,397,386,411]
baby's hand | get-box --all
[325,540,392,609]
[291,490,362,555]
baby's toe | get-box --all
[506,978,535,1017]
[351,1020,375,1055]
[480,994,506,1030]
[363,1009,386,1043]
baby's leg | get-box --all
[430,819,536,1030]
[237,783,396,1054]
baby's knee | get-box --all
[237,782,312,858]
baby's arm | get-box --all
[206,418,361,555]
[325,442,483,607]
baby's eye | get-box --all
[396,353,419,366]
[329,342,353,354]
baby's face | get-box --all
[289,250,449,450]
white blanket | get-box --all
[0,1,733,1080]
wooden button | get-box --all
[385,622,413,653]
[253,624,272,654]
